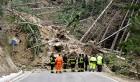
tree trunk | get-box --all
[117,0,138,50]
[100,11,119,46]
[97,23,130,45]
[110,0,135,51]
[80,0,113,43]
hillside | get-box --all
[0,0,139,80]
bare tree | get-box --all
[117,0,138,51]
[80,0,113,43]
[110,0,135,51]
[100,11,120,46]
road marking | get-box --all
[93,72,119,82]
[11,70,35,82]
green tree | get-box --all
[122,4,140,56]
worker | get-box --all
[89,56,97,72]
[78,54,84,72]
[69,55,77,72]
[9,33,20,53]
[97,53,103,72]
[78,54,81,72]
[84,54,89,71]
[81,54,85,72]
[63,54,68,72]
[50,53,55,73]
[55,54,63,73]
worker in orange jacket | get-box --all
[55,54,63,73]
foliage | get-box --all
[0,0,42,57]
[57,0,107,24]
[55,0,108,38]
[20,23,42,56]
[0,0,10,16]
[125,3,140,11]
[0,6,3,16]
[11,0,33,14]
[0,0,9,5]
[12,0,37,4]
[119,2,140,56]
[122,15,140,56]
[105,53,131,76]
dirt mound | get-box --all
[11,24,99,69]
[8,11,99,69]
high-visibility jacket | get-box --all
[97,56,103,65]
[90,57,97,62]
[50,56,55,64]
[79,57,84,64]
[63,55,68,64]
[69,58,76,64]
[89,57,97,69]
[55,56,63,65]
[55,56,63,72]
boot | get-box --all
[51,70,54,73]
[63,70,67,72]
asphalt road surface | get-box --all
[17,71,118,82]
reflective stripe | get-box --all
[50,57,55,64]
[89,57,97,69]
[69,59,76,64]
[90,57,96,62]
[70,59,75,60]
[89,63,96,69]
[50,61,55,64]
[71,62,76,64]
[79,57,84,63]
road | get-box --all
[16,70,118,82]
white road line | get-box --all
[11,70,35,82]
[93,72,119,82]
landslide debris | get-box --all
[8,12,99,69]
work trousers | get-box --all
[71,64,75,72]
[97,65,102,72]
[50,64,54,70]
[56,62,62,73]
[89,62,96,72]
[85,63,88,71]
[78,63,84,71]
[63,63,67,69]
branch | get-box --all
[19,22,43,28]
[36,11,59,15]
[31,6,60,10]
[26,42,48,50]
[13,2,43,7]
